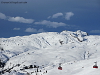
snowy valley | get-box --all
[0,30,100,75]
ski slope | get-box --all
[0,30,100,75]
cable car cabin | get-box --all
[58,66,62,70]
[93,65,98,68]
[93,62,98,68]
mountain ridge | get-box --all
[0,30,100,75]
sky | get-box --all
[0,0,100,38]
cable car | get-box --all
[93,65,98,68]
[58,63,62,70]
[93,62,98,68]
[58,66,62,70]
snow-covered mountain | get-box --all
[0,30,100,75]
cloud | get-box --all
[0,12,6,19]
[25,28,37,32]
[13,28,20,30]
[0,12,34,23]
[25,28,45,33]
[25,11,28,13]
[47,13,63,19]
[8,16,34,23]
[52,13,63,18]
[90,30,100,33]
[47,16,51,19]
[65,12,74,20]
[38,29,45,32]
[34,20,66,28]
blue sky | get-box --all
[0,0,100,38]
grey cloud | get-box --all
[0,12,6,19]
[90,30,100,33]
[47,16,51,19]
[25,28,45,33]
[0,12,34,23]
[47,13,63,19]
[48,12,74,20]
[8,16,34,23]
[52,13,63,18]
[13,28,20,30]
[34,20,66,28]
[65,12,74,20]
[38,29,45,32]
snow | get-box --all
[0,30,100,75]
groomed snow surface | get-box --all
[0,30,100,75]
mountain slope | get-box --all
[0,30,100,75]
